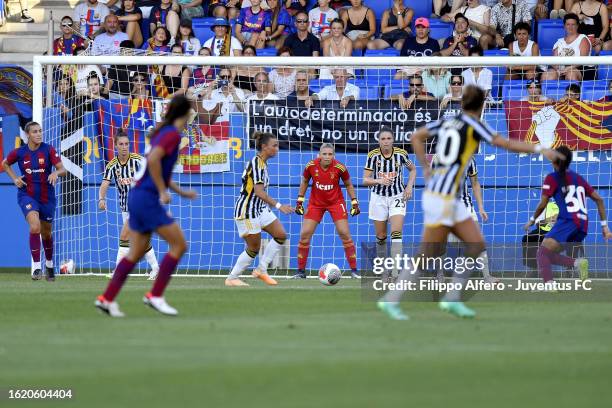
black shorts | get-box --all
[380,29,410,46]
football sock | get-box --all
[376,236,387,259]
[390,232,402,278]
[537,246,554,283]
[103,258,136,301]
[550,252,575,268]
[442,254,477,302]
[479,250,492,278]
[144,245,159,272]
[297,242,310,271]
[343,239,357,271]
[29,233,41,264]
[259,238,284,273]
[383,259,420,303]
[42,236,53,267]
[116,240,130,265]
[150,253,179,297]
[228,248,257,279]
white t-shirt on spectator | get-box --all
[76,65,105,94]
[269,69,296,98]
[73,2,110,37]
[461,4,490,39]
[202,88,247,123]
[246,93,280,101]
[92,31,129,55]
[242,0,270,9]
[316,83,360,100]
[309,7,339,39]
[203,36,243,56]
[462,68,492,92]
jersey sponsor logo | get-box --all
[119,177,133,186]
[315,182,334,191]
[25,168,45,174]
[378,171,397,179]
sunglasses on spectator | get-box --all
[219,75,230,79]
[61,22,72,27]
[132,77,145,82]
[410,83,423,87]
[451,81,463,85]
[296,19,308,23]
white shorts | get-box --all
[121,211,130,224]
[422,192,472,228]
[368,192,406,221]
[235,208,277,238]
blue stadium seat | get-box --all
[537,22,565,52]
[257,47,278,56]
[365,0,391,20]
[192,17,218,44]
[364,48,400,56]
[539,48,553,56]
[542,80,580,99]
[383,80,410,98]
[600,50,612,55]
[429,21,453,41]
[580,80,609,101]
[597,64,611,82]
[309,79,334,94]
[501,80,527,100]
[364,68,397,84]
[360,87,382,100]
[411,1,433,19]
[484,49,508,99]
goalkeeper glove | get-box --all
[350,199,360,216]
[295,196,305,215]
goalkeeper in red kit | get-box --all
[293,143,361,279]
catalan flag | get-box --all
[505,100,612,150]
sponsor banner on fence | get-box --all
[247,100,441,153]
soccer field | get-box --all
[1,272,611,408]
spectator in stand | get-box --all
[242,0,270,8]
[367,0,413,51]
[92,14,129,56]
[187,47,216,100]
[85,73,108,102]
[99,0,120,13]
[235,0,270,48]
[16,0,34,22]
[440,13,478,56]
[203,18,243,56]
[541,13,592,81]
[234,45,266,92]
[393,75,436,109]
[72,46,105,96]
[53,74,78,121]
[265,0,294,48]
[422,68,451,99]
[597,79,612,102]
[208,0,241,19]
[550,0,574,19]
[521,79,554,102]
[286,0,307,16]
[287,70,313,101]
[440,74,465,110]
[269,47,297,98]
[309,0,339,40]
[570,0,611,53]
[433,0,465,18]
[158,44,192,97]
[330,0,350,10]
[489,0,532,49]
[534,0,549,20]
[306,68,359,108]
[340,0,376,51]
[246,72,281,101]
[54,16,85,56]
[507,22,541,79]
[177,19,202,55]
[320,19,353,79]
[559,83,581,101]
[396,17,440,79]
[115,0,143,48]
[130,71,150,99]
[283,11,321,56]
[73,0,110,39]
[443,0,493,49]
[106,40,149,98]
[198,67,247,124]
[142,26,172,52]
[462,46,493,97]
[177,0,205,22]
[150,0,180,41]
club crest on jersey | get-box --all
[26,204,32,209]
[38,157,45,165]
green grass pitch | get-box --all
[1,272,612,408]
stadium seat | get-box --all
[599,50,612,55]
[537,21,565,52]
[360,87,382,100]
[597,64,611,82]
[411,1,433,19]
[192,17,218,44]
[257,47,278,56]
[484,49,508,99]
[383,80,410,98]
[542,80,580,99]
[364,48,400,57]
[140,18,150,44]
[428,21,453,41]
[580,80,609,101]
[364,68,397,84]
[501,80,527,100]
[309,79,334,94]
[365,0,391,20]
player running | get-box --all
[2,122,66,281]
[524,145,611,285]
[226,132,293,287]
[293,143,361,279]
[99,132,160,280]
[363,127,416,282]
[95,95,197,317]
[432,155,499,284]
[377,85,561,320]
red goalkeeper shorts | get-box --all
[305,203,347,223]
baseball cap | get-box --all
[415,17,430,28]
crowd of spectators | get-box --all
[49,0,612,118]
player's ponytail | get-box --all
[162,95,192,126]
[253,132,275,151]
[555,145,573,197]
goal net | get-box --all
[33,53,612,278]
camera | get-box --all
[218,79,229,88]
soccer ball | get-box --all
[318,263,342,286]
[60,259,75,274]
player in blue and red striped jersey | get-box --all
[95,95,197,318]
[525,145,612,285]
[2,122,66,281]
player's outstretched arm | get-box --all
[590,190,612,240]
[295,176,309,215]
[410,126,432,180]
[98,180,111,210]
[169,181,198,199]
[524,195,550,231]
[491,135,563,162]
[1,158,26,188]
[147,146,171,204]
[254,184,294,214]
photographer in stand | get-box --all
[196,66,247,124]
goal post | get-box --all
[32,54,612,277]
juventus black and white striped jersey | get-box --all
[431,155,478,211]
[426,113,494,198]
[234,155,269,220]
[102,153,142,212]
[364,147,413,197]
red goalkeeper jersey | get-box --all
[303,158,350,207]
